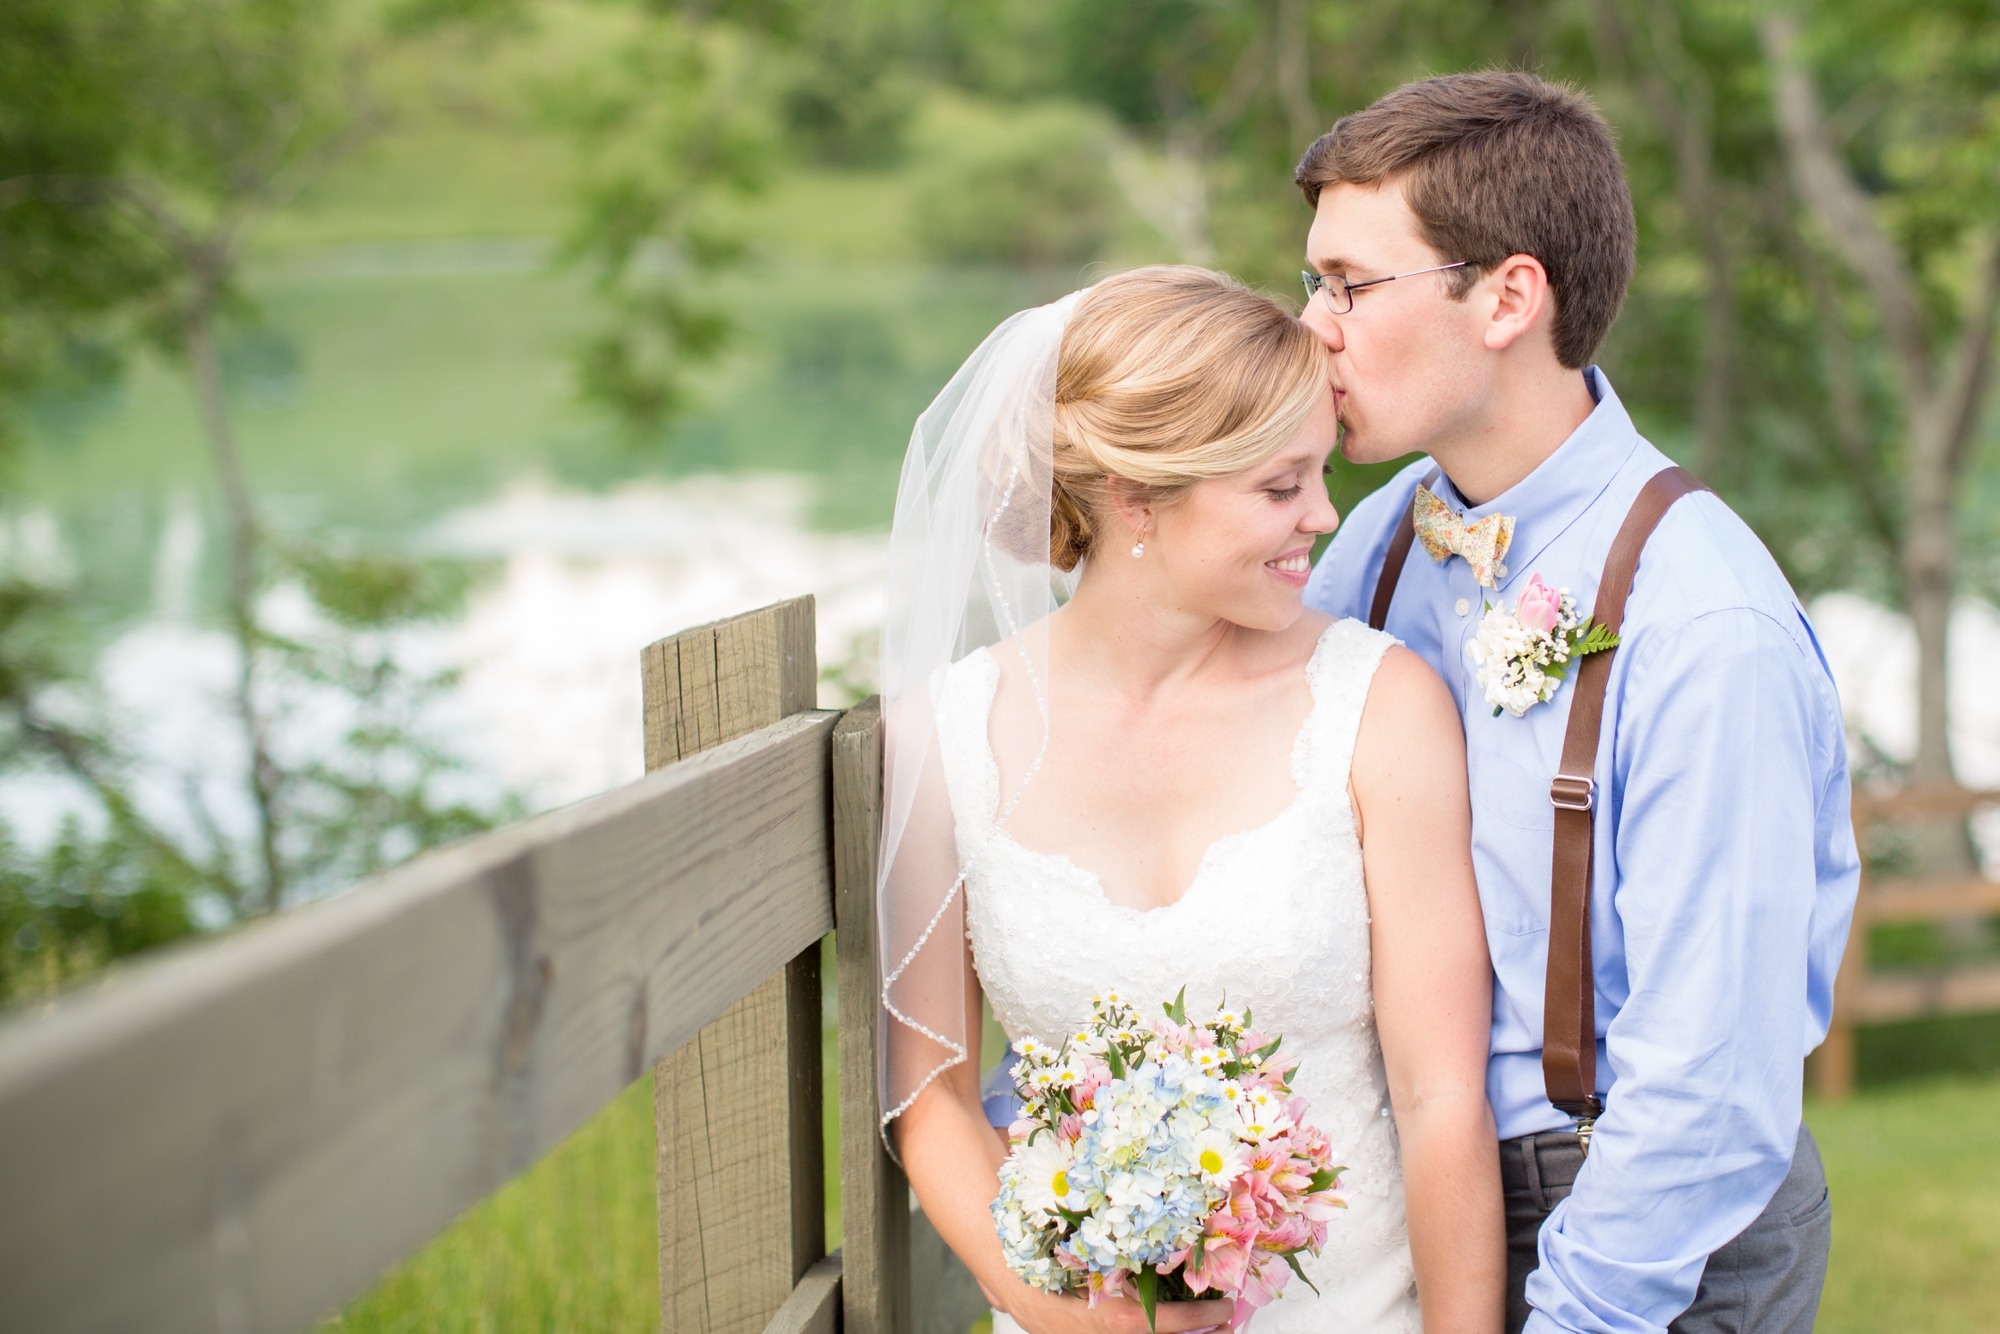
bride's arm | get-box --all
[1350,646,1505,1334]
[895,942,1233,1334]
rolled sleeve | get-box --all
[1523,607,1828,1333]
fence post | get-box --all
[834,699,911,1334]
[647,597,827,1334]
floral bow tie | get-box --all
[1413,484,1515,589]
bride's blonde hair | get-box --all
[1048,266,1329,571]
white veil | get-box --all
[877,291,1081,1143]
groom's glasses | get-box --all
[1301,261,1470,314]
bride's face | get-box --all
[1148,388,1341,631]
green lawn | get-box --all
[321,1067,2000,1332]
[1809,1077,2000,1333]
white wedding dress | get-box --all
[935,618,1421,1334]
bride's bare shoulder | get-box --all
[1358,643,1462,750]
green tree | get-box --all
[0,0,511,939]
[1761,5,2000,800]
[550,11,774,436]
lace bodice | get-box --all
[936,619,1420,1334]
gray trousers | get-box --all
[1502,1125,1832,1334]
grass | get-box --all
[317,1058,2000,1332]
[326,945,845,1334]
[1809,1077,2000,1333]
[323,1074,660,1334]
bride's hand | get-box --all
[1001,1289,1234,1334]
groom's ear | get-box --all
[1480,253,1555,355]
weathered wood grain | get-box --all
[1859,876,2000,922]
[1851,785,2000,822]
[652,595,829,1334]
[0,707,838,1334]
[764,1252,843,1334]
[833,699,911,1334]
[640,596,815,764]
[1853,961,2000,1023]
[642,638,685,769]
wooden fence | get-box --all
[1812,785,2000,1098]
[0,595,984,1334]
[5,592,1988,1329]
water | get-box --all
[4,240,1997,868]
[2,246,1062,849]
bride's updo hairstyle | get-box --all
[1046,265,1328,571]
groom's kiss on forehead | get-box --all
[1294,75,1635,507]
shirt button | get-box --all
[1455,598,1471,617]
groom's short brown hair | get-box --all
[1295,71,1635,369]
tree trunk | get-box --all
[183,273,285,915]
[1275,0,1318,150]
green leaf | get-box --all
[1570,620,1621,656]
[1306,1167,1345,1193]
[1492,705,1504,717]
[1255,1036,1284,1061]
[1284,1251,1322,1297]
[1167,985,1188,1024]
[1543,659,1569,680]
[1137,1264,1159,1332]
[1105,1044,1125,1081]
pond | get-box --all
[6,240,1999,869]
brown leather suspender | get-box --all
[1367,466,1441,632]
[1542,466,1709,1135]
[1367,463,1710,1134]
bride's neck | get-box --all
[1053,562,1241,698]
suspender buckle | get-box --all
[1549,774,1596,812]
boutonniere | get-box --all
[1466,574,1619,717]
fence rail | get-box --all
[1813,785,2000,1098]
[0,596,923,1334]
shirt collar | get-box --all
[1432,366,1642,596]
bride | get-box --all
[878,267,1503,1334]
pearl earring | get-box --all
[1130,538,1145,558]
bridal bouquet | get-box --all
[991,989,1346,1330]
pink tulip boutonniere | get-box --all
[1465,574,1620,717]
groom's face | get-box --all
[1302,179,1487,464]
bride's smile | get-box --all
[881,266,1501,1334]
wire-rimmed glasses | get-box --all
[1302,261,1470,314]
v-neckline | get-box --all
[969,624,1336,916]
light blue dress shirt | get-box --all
[1305,369,1860,1334]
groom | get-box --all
[1295,74,1859,1333]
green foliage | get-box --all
[775,1,918,167]
[0,577,221,1002]
[910,102,1120,266]
[0,0,170,445]
[0,814,201,1007]
[252,546,516,904]
[546,13,774,438]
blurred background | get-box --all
[1,0,1996,1329]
